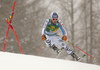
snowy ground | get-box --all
[0,52,100,70]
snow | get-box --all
[0,52,100,70]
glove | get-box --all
[62,35,67,41]
[42,34,46,41]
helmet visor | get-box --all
[52,18,58,21]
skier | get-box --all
[42,12,80,61]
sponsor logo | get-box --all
[53,15,58,18]
[51,26,55,29]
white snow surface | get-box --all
[0,52,100,70]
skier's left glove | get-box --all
[62,35,67,41]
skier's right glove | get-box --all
[42,34,46,41]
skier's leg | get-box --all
[70,52,80,61]
[52,35,80,60]
[44,35,59,53]
[52,35,72,54]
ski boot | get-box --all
[70,52,80,61]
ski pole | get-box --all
[66,40,95,60]
[39,45,43,56]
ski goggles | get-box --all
[52,18,58,21]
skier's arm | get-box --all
[42,19,49,35]
[42,19,49,41]
[58,20,67,41]
[58,20,67,36]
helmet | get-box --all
[50,12,58,19]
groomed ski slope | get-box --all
[0,52,100,70]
